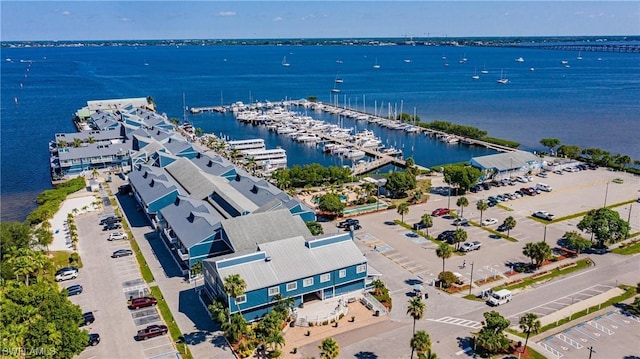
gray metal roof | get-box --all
[87,97,148,111]
[471,150,540,171]
[159,196,225,249]
[216,235,366,291]
[228,174,311,213]
[165,158,219,200]
[221,209,310,253]
[57,142,132,161]
[128,165,183,205]
[190,153,237,177]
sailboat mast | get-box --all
[182,92,186,123]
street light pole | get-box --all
[603,181,610,208]
[544,225,547,243]
[447,186,451,209]
[468,262,474,296]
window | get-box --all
[235,295,246,304]
[356,264,367,274]
[303,277,314,287]
[268,286,280,296]
[286,282,297,291]
[320,273,330,283]
[339,269,346,278]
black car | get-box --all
[412,222,427,230]
[344,224,362,231]
[338,219,359,228]
[80,312,95,326]
[112,249,134,258]
[87,333,100,346]
[103,222,122,231]
[65,284,83,296]
[437,230,455,242]
[482,183,491,190]
[99,215,122,225]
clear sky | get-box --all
[2,1,638,41]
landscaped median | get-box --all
[150,286,194,359]
[495,258,593,292]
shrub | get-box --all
[322,320,329,326]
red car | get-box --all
[128,297,157,310]
[136,325,168,341]
[431,208,450,217]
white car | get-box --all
[482,218,498,226]
[460,241,482,252]
[108,232,128,241]
[55,267,78,282]
[532,211,555,221]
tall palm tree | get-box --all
[72,138,83,148]
[266,331,285,350]
[436,242,453,273]
[452,228,468,251]
[371,279,385,296]
[397,202,410,223]
[410,330,431,359]
[406,297,425,335]
[519,313,541,352]
[421,349,438,359]
[503,216,517,239]
[456,196,469,218]
[420,213,433,236]
[224,274,247,317]
[476,200,488,224]
[87,136,96,144]
[319,337,340,359]
[221,313,247,344]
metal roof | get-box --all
[159,196,224,249]
[471,150,540,171]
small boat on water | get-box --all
[576,51,583,60]
[404,59,412,63]
[530,67,535,72]
[373,58,381,69]
[481,63,489,74]
[331,88,340,93]
[472,68,480,80]
[515,57,525,63]
[497,70,509,84]
[561,60,569,65]
[282,56,290,67]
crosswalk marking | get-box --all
[428,316,482,329]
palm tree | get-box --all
[362,182,376,199]
[410,330,431,359]
[456,196,469,218]
[87,136,96,144]
[436,242,453,273]
[476,200,488,224]
[319,337,340,359]
[519,313,541,352]
[421,349,438,359]
[420,213,433,236]
[371,279,385,296]
[221,313,247,344]
[72,138,82,148]
[224,274,247,317]
[91,168,99,179]
[411,189,423,203]
[58,140,68,148]
[503,216,517,239]
[406,297,425,335]
[397,202,410,223]
[190,261,203,288]
[266,331,285,350]
[208,298,229,324]
[452,228,467,251]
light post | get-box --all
[447,186,451,210]
[543,225,547,243]
[468,262,475,296]
[603,181,610,207]
[627,204,633,239]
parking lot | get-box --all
[536,309,640,359]
[62,208,175,359]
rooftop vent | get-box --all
[265,256,271,262]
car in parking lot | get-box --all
[103,222,122,231]
[481,183,491,190]
[488,196,500,203]
[532,210,555,221]
[80,312,95,326]
[99,215,123,225]
[87,333,100,347]
[459,241,482,252]
[431,208,450,217]
[128,297,158,310]
[497,223,508,232]
[520,187,536,196]
[452,218,469,226]
[437,230,455,243]
[55,267,78,282]
[337,218,359,228]
[553,169,564,175]
[344,224,362,231]
[481,218,498,226]
[65,284,83,296]
[412,222,427,230]
[537,171,548,178]
[136,324,168,341]
[111,249,134,258]
[107,232,128,241]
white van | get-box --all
[487,289,512,306]
[536,183,552,192]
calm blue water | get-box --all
[2,45,639,221]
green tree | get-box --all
[386,171,416,198]
[410,330,431,359]
[305,221,324,236]
[0,222,34,256]
[502,216,517,239]
[86,136,96,144]
[411,189,424,203]
[419,349,438,359]
[557,144,581,159]
[539,138,561,154]
[476,311,511,355]
[615,154,631,169]
[397,202,410,223]
[456,196,469,218]
[443,165,481,195]
[221,313,247,344]
[420,213,433,236]
[452,228,467,250]
[371,279,386,296]
[437,271,457,288]
[436,242,453,273]
[319,337,340,359]
[562,231,592,254]
[523,241,553,268]
[407,297,425,335]
[476,200,488,224]
[190,261,203,288]
[317,193,346,216]
[519,313,541,352]
[208,298,229,324]
[577,208,630,248]
[224,274,247,316]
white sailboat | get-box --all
[282,56,290,67]
[497,70,508,84]
[472,68,480,80]
[576,51,583,60]
[481,62,489,74]
[373,58,381,69]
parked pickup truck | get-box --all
[459,241,482,252]
[136,325,168,341]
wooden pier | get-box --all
[189,106,226,114]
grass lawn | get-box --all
[611,239,640,255]
[494,258,592,292]
[50,250,82,268]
